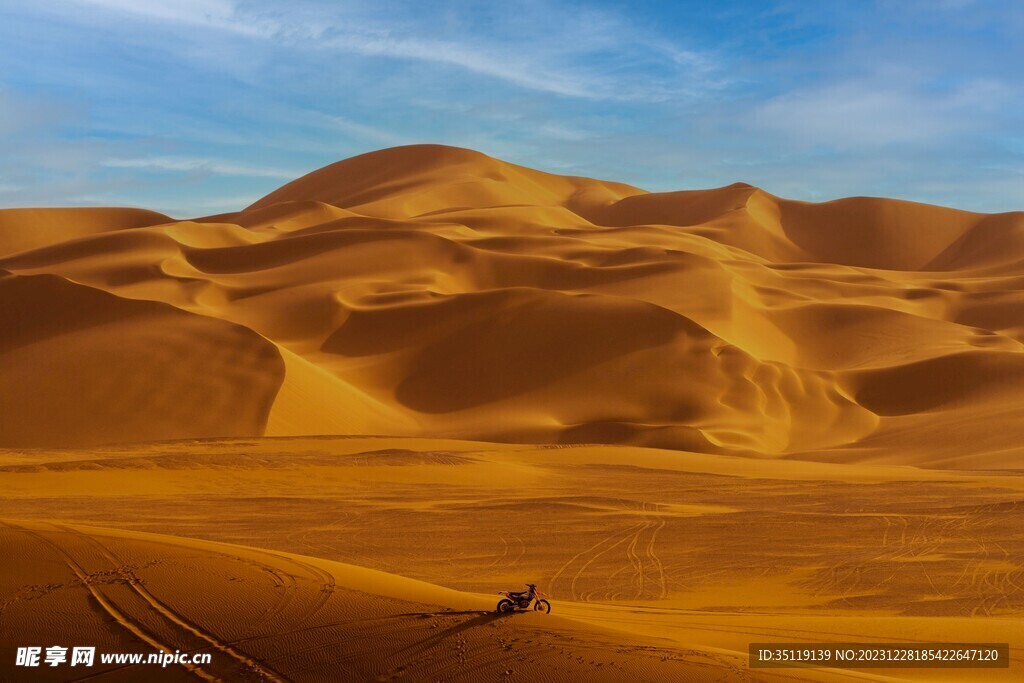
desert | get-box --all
[1,145,1023,681]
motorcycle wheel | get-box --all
[497,599,515,614]
[534,599,551,614]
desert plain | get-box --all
[1,145,1022,681]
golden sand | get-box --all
[1,145,1022,680]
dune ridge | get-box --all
[1,144,1023,467]
[0,207,171,258]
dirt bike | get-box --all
[496,583,551,614]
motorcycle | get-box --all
[496,583,551,614]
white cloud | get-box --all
[312,29,626,100]
[55,0,715,102]
[751,77,1010,148]
[63,0,259,34]
[320,114,407,146]
[101,156,300,179]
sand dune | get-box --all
[1,144,1023,465]
[0,207,170,258]
[246,144,643,219]
[0,270,283,448]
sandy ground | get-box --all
[0,437,1020,681]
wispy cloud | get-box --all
[101,157,301,179]
[62,0,258,34]
[55,0,718,101]
[3,1,1023,214]
[317,114,408,146]
[751,76,1011,148]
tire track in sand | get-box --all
[257,550,337,628]
[0,521,219,682]
[51,523,288,683]
[644,519,668,600]
[549,522,646,600]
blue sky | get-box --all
[1,0,1022,216]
